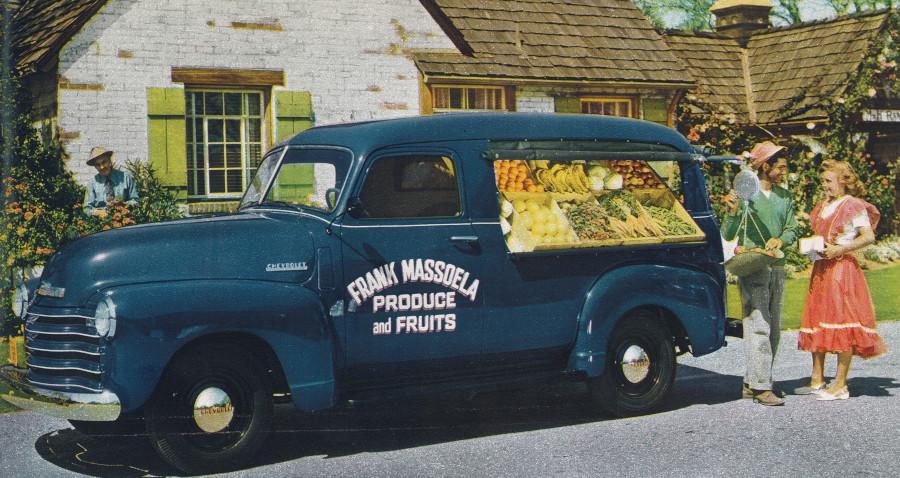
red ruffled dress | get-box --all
[798,196,887,358]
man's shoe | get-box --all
[744,384,784,399]
[753,390,785,406]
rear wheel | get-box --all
[145,344,273,474]
[588,310,676,417]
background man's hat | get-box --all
[87,147,113,166]
[749,141,785,168]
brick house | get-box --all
[8,0,695,213]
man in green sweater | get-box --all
[722,141,798,406]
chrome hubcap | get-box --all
[620,344,650,383]
[192,387,234,433]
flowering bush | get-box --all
[2,126,184,334]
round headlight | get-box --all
[94,297,117,338]
[12,285,29,319]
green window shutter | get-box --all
[276,91,314,142]
[643,98,668,125]
[147,88,187,199]
[555,96,581,114]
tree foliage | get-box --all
[634,0,895,30]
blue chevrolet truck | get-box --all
[3,113,733,473]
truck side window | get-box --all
[357,155,461,219]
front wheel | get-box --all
[588,310,676,417]
[145,344,274,474]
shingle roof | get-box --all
[663,31,747,117]
[10,0,110,75]
[664,10,892,124]
[416,0,695,85]
[747,11,890,123]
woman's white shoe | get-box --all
[815,387,850,401]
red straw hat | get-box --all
[87,147,113,166]
[749,141,785,168]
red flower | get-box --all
[24,212,33,220]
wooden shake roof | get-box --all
[9,0,110,75]
[665,10,893,125]
[416,0,694,86]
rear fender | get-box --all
[568,264,726,377]
[96,280,335,412]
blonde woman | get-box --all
[796,160,886,400]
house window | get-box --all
[581,97,635,118]
[185,90,264,198]
[433,85,505,112]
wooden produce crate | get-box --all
[503,192,581,252]
[632,188,706,244]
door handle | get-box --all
[448,236,479,244]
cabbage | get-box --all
[604,174,624,190]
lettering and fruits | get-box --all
[512,198,576,245]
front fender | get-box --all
[97,280,334,412]
[568,264,726,377]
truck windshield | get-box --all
[239,147,353,213]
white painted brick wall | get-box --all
[58,0,455,183]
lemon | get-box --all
[520,211,534,229]
[512,199,526,213]
[545,221,558,235]
[537,209,552,224]
[526,201,541,213]
[532,222,547,235]
[543,235,556,244]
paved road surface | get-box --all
[2,322,899,477]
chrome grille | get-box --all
[24,310,103,393]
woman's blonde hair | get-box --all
[819,159,866,197]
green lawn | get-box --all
[0,336,23,414]
[727,264,900,330]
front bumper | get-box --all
[0,365,120,421]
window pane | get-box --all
[226,144,242,168]
[209,170,226,193]
[196,147,205,169]
[433,87,448,109]
[187,171,195,196]
[204,92,223,116]
[197,171,206,195]
[187,144,195,169]
[468,89,480,109]
[227,170,243,193]
[225,119,241,142]
[194,118,204,142]
[208,119,224,143]
[224,92,242,116]
[358,155,459,219]
[209,144,225,169]
[246,94,261,116]
[449,88,464,109]
[186,92,196,115]
[247,144,262,169]
[246,120,261,143]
